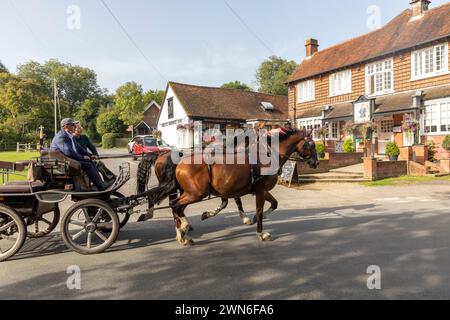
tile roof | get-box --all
[169,82,289,122]
[288,3,450,83]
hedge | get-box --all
[102,133,121,149]
[115,138,130,148]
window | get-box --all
[297,80,315,103]
[366,58,394,96]
[297,117,322,140]
[380,120,394,133]
[324,121,339,140]
[412,44,448,80]
[329,70,352,96]
[168,98,174,119]
[424,99,450,134]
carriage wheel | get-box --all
[61,199,119,255]
[0,204,27,262]
[27,207,60,238]
[102,192,130,232]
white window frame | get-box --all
[365,58,394,97]
[411,43,449,81]
[324,121,340,140]
[297,117,322,140]
[297,80,315,103]
[329,70,352,97]
[423,98,450,136]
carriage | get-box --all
[0,151,137,262]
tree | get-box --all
[114,82,144,126]
[96,110,126,136]
[17,59,101,116]
[143,89,165,106]
[221,81,252,91]
[0,61,8,74]
[255,56,297,96]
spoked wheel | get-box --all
[61,199,119,255]
[0,204,27,262]
[27,207,60,238]
[106,192,130,230]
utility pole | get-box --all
[54,79,58,135]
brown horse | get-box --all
[137,151,252,225]
[146,127,318,246]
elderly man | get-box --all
[51,118,108,191]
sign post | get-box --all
[353,96,375,159]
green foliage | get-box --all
[315,143,326,159]
[221,81,252,91]
[343,139,355,153]
[426,141,436,161]
[143,89,165,106]
[102,133,121,149]
[256,56,297,96]
[96,111,126,136]
[385,142,400,157]
[114,82,144,126]
[442,135,450,151]
[0,61,8,74]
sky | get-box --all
[1,0,448,93]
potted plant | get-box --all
[315,143,326,159]
[343,139,355,153]
[385,142,400,161]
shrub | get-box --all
[426,141,436,161]
[442,135,450,151]
[385,142,400,158]
[102,133,120,149]
[343,139,355,153]
[96,111,126,136]
[315,143,326,159]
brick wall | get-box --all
[289,40,450,120]
[297,152,364,174]
[364,158,407,180]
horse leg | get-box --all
[263,192,278,219]
[255,190,271,241]
[171,193,199,246]
[234,198,252,225]
[201,198,229,221]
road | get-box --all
[1,153,450,300]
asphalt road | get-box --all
[1,154,450,300]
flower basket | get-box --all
[401,114,419,145]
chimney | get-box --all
[410,0,430,18]
[305,38,319,58]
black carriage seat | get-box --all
[40,150,82,176]
[0,181,44,194]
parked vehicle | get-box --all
[131,136,171,160]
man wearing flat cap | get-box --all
[50,118,108,191]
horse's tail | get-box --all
[137,154,158,193]
[143,152,180,206]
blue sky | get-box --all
[1,0,448,93]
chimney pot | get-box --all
[410,0,431,18]
[305,38,319,58]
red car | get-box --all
[131,135,171,159]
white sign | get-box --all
[354,101,371,124]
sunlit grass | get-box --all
[362,175,450,187]
[0,151,39,182]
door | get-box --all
[377,118,394,154]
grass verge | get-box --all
[0,151,40,182]
[362,175,450,187]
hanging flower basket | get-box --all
[401,114,419,144]
[177,123,194,131]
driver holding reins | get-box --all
[50,118,109,191]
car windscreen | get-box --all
[144,137,158,147]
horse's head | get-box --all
[295,129,319,169]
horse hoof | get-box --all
[188,225,194,232]
[201,213,209,221]
[257,232,272,242]
[137,215,148,222]
[243,217,252,226]
[183,238,195,246]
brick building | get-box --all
[287,0,450,159]
[135,101,161,135]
